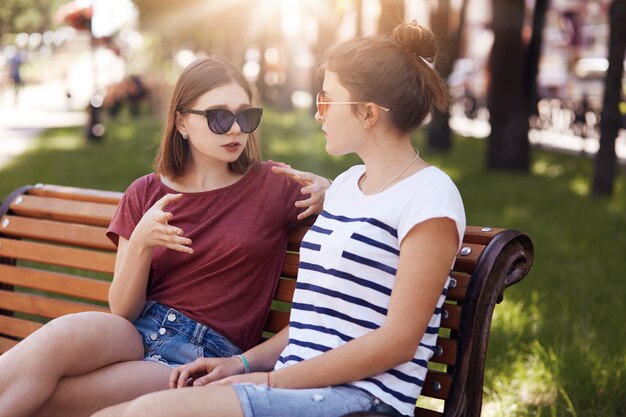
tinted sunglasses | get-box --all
[316,91,390,117]
[180,107,263,134]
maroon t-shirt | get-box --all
[106,162,302,351]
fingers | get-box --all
[267,160,291,168]
[154,193,183,209]
[271,166,303,182]
[297,206,317,220]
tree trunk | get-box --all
[525,0,550,117]
[487,0,529,171]
[592,0,626,196]
[378,0,405,35]
[427,0,469,152]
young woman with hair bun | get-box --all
[93,21,465,417]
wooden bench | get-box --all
[0,183,534,417]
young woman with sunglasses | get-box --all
[0,56,330,417]
[92,21,465,417]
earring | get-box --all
[182,132,189,140]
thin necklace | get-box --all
[359,148,420,193]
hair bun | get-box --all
[392,22,437,63]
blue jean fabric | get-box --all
[232,384,405,417]
[133,301,242,367]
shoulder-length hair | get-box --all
[154,56,260,178]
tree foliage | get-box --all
[0,0,66,37]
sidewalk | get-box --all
[0,79,87,169]
[450,114,626,164]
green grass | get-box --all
[1,109,625,416]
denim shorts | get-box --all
[133,300,242,367]
[232,384,405,417]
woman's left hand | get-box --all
[271,164,332,220]
[209,371,269,386]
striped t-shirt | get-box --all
[274,165,466,416]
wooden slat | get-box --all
[463,226,503,245]
[0,290,108,319]
[264,309,289,334]
[430,337,458,367]
[452,243,485,273]
[0,315,43,338]
[0,264,110,302]
[0,336,18,354]
[9,195,116,227]
[274,278,296,303]
[28,184,123,205]
[446,273,469,302]
[414,407,443,417]
[440,304,461,331]
[281,252,300,278]
[0,215,115,251]
[0,238,115,274]
[287,217,316,251]
[421,370,452,400]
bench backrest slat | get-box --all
[0,315,43,339]
[0,184,534,417]
[0,264,110,302]
[9,195,116,227]
[1,215,115,250]
[0,290,108,319]
[0,238,116,273]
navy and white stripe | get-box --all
[275,165,466,416]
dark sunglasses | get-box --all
[180,107,263,134]
[315,91,390,117]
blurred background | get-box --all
[0,1,625,416]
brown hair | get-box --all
[154,56,260,178]
[321,22,448,134]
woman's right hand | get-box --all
[169,356,245,388]
[129,193,193,254]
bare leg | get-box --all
[0,312,144,417]
[92,386,244,417]
[33,360,172,417]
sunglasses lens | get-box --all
[238,108,263,133]
[207,109,235,134]
[206,108,263,134]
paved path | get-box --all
[450,115,626,163]
[0,80,86,169]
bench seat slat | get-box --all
[9,195,117,227]
[0,215,115,251]
[0,315,43,339]
[29,184,123,205]
[0,290,108,319]
[0,238,115,274]
[0,336,18,354]
[0,264,110,302]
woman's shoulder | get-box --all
[124,172,160,194]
